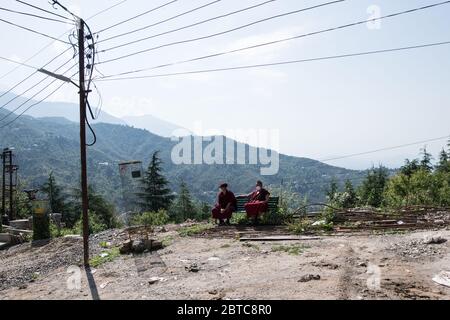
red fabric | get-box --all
[212,205,235,219]
[245,200,269,218]
[249,188,270,202]
[217,191,237,209]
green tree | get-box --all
[41,172,66,214]
[342,179,358,208]
[325,178,339,203]
[384,169,444,207]
[400,159,420,177]
[357,166,389,208]
[67,186,118,231]
[420,146,433,172]
[170,181,196,223]
[140,151,174,212]
[197,202,211,221]
[436,149,450,173]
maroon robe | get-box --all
[212,190,237,220]
[245,188,270,217]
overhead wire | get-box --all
[96,40,450,81]
[98,0,345,61]
[98,0,278,48]
[98,0,450,65]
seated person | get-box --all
[244,180,270,224]
[211,183,236,226]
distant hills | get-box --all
[122,114,188,137]
[0,94,367,208]
[0,91,188,137]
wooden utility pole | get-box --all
[1,149,5,231]
[78,19,90,266]
[8,150,13,221]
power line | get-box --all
[97,0,224,43]
[0,62,78,120]
[319,135,450,163]
[99,0,277,49]
[0,6,70,23]
[0,17,71,44]
[0,0,128,80]
[96,0,179,35]
[86,0,129,20]
[98,0,344,62]
[0,48,75,100]
[96,40,450,81]
[278,134,450,177]
[15,0,73,22]
[0,56,41,71]
[98,0,450,65]
[0,71,78,129]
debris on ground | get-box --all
[432,271,450,288]
[148,277,166,285]
[298,274,321,283]
[185,263,200,273]
[312,261,339,270]
[389,237,447,259]
[119,239,163,255]
[423,236,447,245]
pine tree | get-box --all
[41,172,66,214]
[170,181,196,223]
[140,151,174,212]
[400,159,420,177]
[436,148,450,173]
[420,146,433,172]
[358,166,389,208]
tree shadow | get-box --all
[85,266,100,301]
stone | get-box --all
[132,240,146,254]
[423,236,447,245]
[148,277,165,285]
[298,274,321,283]
[185,263,200,273]
[144,239,163,251]
[119,240,133,255]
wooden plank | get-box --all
[240,235,320,242]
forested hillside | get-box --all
[0,110,365,208]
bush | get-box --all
[130,209,169,227]
[230,212,248,225]
[287,219,313,234]
[261,207,293,225]
[68,211,108,235]
[178,223,214,237]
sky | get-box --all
[0,0,449,170]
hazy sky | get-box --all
[1,0,449,169]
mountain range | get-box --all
[0,93,367,208]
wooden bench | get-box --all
[235,196,280,213]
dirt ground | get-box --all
[1,225,449,300]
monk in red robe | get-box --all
[211,183,236,226]
[244,180,270,224]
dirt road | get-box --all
[1,226,449,300]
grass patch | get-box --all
[242,242,260,250]
[161,235,174,247]
[178,223,214,237]
[99,241,111,249]
[89,247,121,268]
[271,244,307,256]
[231,212,249,225]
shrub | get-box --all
[130,209,169,227]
